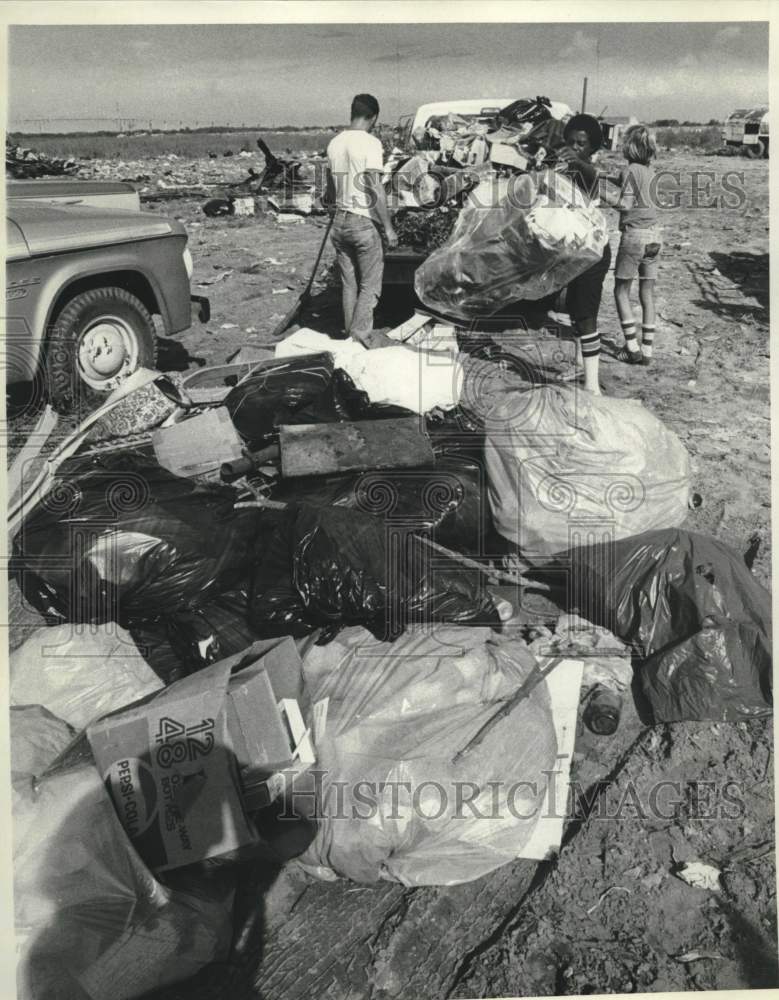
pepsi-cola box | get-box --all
[86,637,309,872]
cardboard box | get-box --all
[151,407,243,479]
[86,637,310,871]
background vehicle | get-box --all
[6,185,206,414]
[722,106,769,158]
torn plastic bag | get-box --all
[267,453,488,555]
[12,705,234,1000]
[10,624,163,729]
[415,171,608,320]
[292,626,557,885]
[485,384,691,560]
[12,451,261,626]
[249,505,499,641]
[530,529,772,723]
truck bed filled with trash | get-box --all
[7,109,774,999]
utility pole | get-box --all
[581,76,588,114]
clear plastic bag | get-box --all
[10,624,163,730]
[485,384,691,559]
[293,626,558,886]
[415,170,608,320]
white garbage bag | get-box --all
[10,624,163,730]
[293,626,558,886]
[485,384,691,560]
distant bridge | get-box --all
[9,117,252,134]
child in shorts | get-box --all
[609,125,662,365]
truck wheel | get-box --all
[46,287,158,415]
[744,140,764,159]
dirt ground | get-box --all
[8,147,774,998]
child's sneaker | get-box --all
[615,346,644,365]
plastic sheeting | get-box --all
[293,626,558,885]
[274,329,464,413]
[249,504,499,641]
[485,384,691,560]
[12,452,261,627]
[10,624,163,730]
[12,705,234,1000]
[414,170,609,320]
[532,529,772,723]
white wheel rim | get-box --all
[76,315,141,392]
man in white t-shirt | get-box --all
[325,94,397,346]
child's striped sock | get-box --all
[579,329,601,357]
[641,325,656,364]
[621,320,640,355]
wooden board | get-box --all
[278,417,434,478]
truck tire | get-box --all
[46,287,158,415]
[744,140,764,159]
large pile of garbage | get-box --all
[385,95,578,289]
[6,136,79,178]
[8,314,772,999]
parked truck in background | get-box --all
[722,106,769,158]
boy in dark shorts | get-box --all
[555,113,612,395]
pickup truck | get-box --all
[6,180,207,415]
[722,106,769,159]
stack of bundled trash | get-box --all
[6,136,78,179]
[8,315,772,998]
[387,97,572,259]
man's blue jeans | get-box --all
[331,209,384,342]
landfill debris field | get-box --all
[5,120,773,1000]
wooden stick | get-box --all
[415,534,549,591]
[452,657,565,765]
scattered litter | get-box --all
[674,861,722,891]
[586,886,632,915]
[272,286,293,294]
[197,268,234,286]
[220,322,239,329]
[675,951,724,963]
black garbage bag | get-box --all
[249,505,499,641]
[532,529,772,723]
[267,453,487,555]
[12,452,261,627]
[225,353,411,447]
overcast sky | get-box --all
[8,21,769,129]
